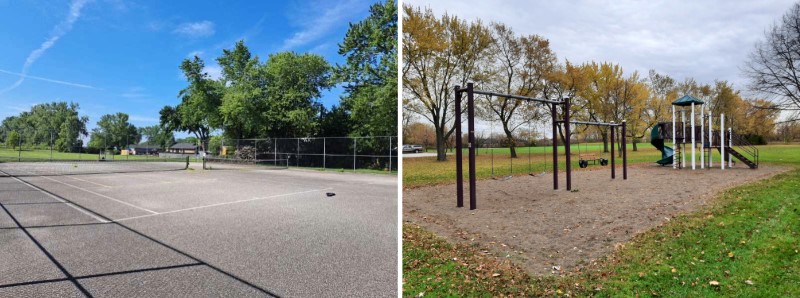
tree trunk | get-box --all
[632,138,638,151]
[601,132,609,153]
[435,128,447,161]
[503,126,517,158]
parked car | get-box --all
[402,144,425,153]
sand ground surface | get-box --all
[404,164,789,275]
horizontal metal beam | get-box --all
[470,89,563,104]
[558,120,623,127]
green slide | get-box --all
[650,125,673,166]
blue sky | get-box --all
[0,0,373,136]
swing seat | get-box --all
[578,153,607,168]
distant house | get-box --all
[127,144,161,155]
[168,143,198,154]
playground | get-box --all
[404,164,788,275]
[403,84,800,296]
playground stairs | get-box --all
[714,147,758,169]
[709,131,759,169]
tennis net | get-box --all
[0,156,190,177]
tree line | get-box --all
[161,0,397,152]
[403,5,784,161]
[1,103,177,153]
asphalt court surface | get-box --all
[0,165,398,297]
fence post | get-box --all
[254,139,258,161]
[353,138,357,172]
[18,131,22,162]
[297,138,300,167]
[323,137,327,170]
[274,139,277,164]
[389,136,392,173]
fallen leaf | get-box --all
[492,273,500,277]
[745,280,754,285]
[671,268,677,273]
[710,281,720,286]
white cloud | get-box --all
[0,0,90,94]
[173,20,215,38]
[120,87,147,98]
[281,0,365,50]
[405,0,796,90]
[129,115,159,123]
[203,64,222,80]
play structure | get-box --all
[650,95,759,170]
[453,83,628,210]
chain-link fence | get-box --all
[0,128,167,162]
[213,136,398,172]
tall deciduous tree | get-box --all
[260,51,331,137]
[744,2,800,121]
[403,5,492,161]
[162,56,223,152]
[88,113,139,151]
[0,102,88,152]
[138,125,175,148]
[217,40,262,139]
[478,23,556,157]
[337,0,397,137]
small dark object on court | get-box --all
[326,192,336,197]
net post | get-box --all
[323,137,327,170]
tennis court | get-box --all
[0,160,397,297]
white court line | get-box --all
[69,176,112,188]
[0,173,109,223]
[115,188,331,222]
[38,175,158,214]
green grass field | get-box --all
[403,144,800,297]
[0,148,164,161]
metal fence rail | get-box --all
[218,136,397,172]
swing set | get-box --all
[454,83,628,210]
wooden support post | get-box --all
[455,86,463,208]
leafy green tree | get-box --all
[0,102,87,151]
[260,51,332,137]
[318,105,353,137]
[217,40,263,139]
[161,56,223,152]
[138,125,175,148]
[88,113,140,152]
[6,131,20,150]
[337,0,397,137]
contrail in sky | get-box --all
[0,0,91,94]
